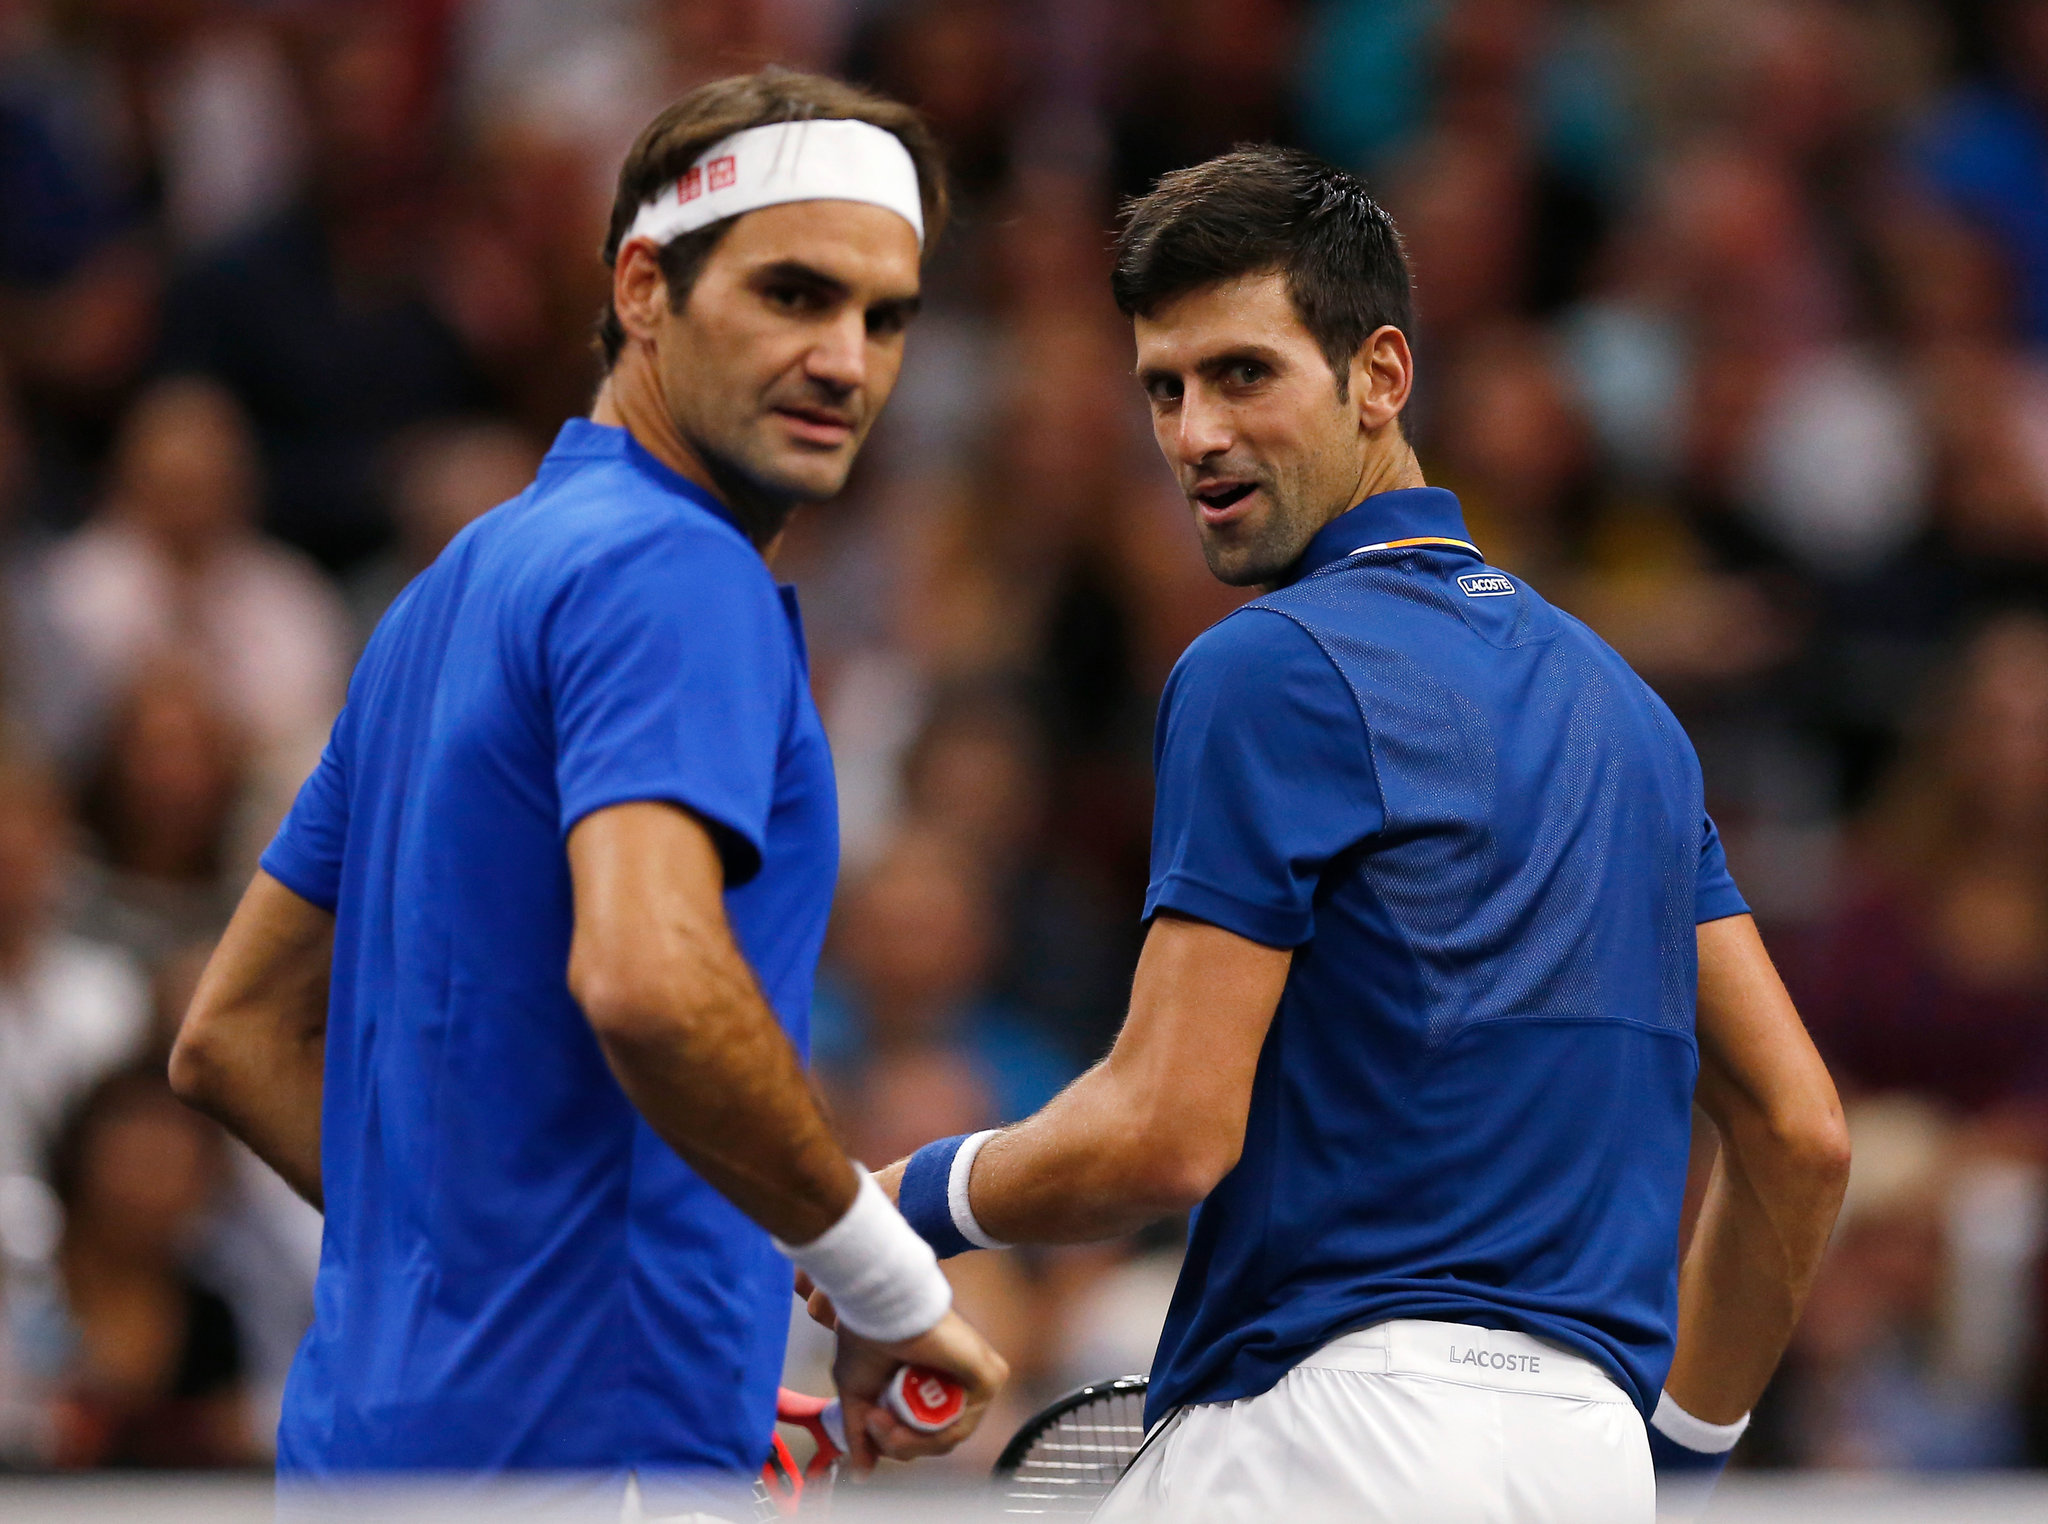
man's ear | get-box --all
[1352,325,1414,434]
[612,239,672,348]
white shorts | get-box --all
[1093,1319,1655,1524]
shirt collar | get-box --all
[545,418,746,538]
[1289,486,1479,582]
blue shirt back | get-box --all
[260,420,837,1486]
[1142,488,1746,1425]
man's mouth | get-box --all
[774,405,857,448]
[1193,480,1257,525]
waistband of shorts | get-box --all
[1295,1319,1631,1404]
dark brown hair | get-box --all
[1111,144,1412,398]
[596,68,949,368]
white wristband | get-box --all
[774,1167,953,1344]
[1651,1390,1750,1454]
[949,1129,1009,1251]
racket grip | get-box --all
[818,1398,848,1455]
[886,1365,967,1433]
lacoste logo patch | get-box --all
[1458,572,1515,597]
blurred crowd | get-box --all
[4,0,2048,1481]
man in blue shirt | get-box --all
[885,148,1849,1520]
[168,71,1005,1512]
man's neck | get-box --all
[1343,436,1427,518]
[1263,437,1429,592]
[589,362,795,550]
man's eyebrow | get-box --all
[869,293,922,321]
[1136,343,1287,384]
[1196,343,1286,376]
[751,260,850,299]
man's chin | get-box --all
[719,444,855,508]
[1199,535,1293,588]
[757,440,861,502]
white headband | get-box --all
[623,118,924,251]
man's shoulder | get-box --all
[484,458,768,600]
[1173,603,1339,694]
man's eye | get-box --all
[867,307,907,337]
[1229,363,1265,386]
[767,284,824,313]
[1145,377,1183,405]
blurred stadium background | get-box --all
[5,0,2048,1506]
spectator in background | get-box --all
[41,376,347,801]
[345,417,540,644]
[814,827,1075,1168]
[1424,322,1593,581]
[854,0,1019,212]
[901,682,1133,1061]
[1108,0,1300,200]
[156,0,489,569]
[0,0,163,527]
[0,738,147,1190]
[1799,612,2048,1118]
[1914,0,2048,347]
[0,362,91,756]
[44,1068,253,1470]
[73,656,247,966]
[22,0,305,257]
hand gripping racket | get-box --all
[991,1375,1150,1516]
[754,1367,967,1517]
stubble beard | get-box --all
[1198,486,1323,588]
[684,405,859,550]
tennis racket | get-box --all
[991,1375,1150,1516]
[753,1368,968,1517]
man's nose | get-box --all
[805,311,867,396]
[1175,387,1232,464]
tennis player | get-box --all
[879,147,1851,1521]
[169,70,1005,1515]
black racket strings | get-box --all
[994,1376,1151,1517]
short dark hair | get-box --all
[1112,145,1412,398]
[596,69,948,369]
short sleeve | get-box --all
[1144,609,1385,948]
[262,713,352,912]
[547,531,790,885]
[1696,813,1750,924]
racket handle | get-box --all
[814,1366,966,1456]
[818,1398,848,1456]
[885,1365,967,1433]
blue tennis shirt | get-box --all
[260,419,836,1488]
[1142,486,1747,1426]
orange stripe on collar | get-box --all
[1347,536,1483,557]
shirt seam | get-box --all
[1234,605,1433,1008]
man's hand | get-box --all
[831,1309,1009,1474]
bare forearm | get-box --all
[177,1019,326,1208]
[594,977,854,1244]
[171,872,332,1210]
[1672,915,1851,1422]
[901,916,1288,1246]
[569,803,856,1244]
[1665,1122,1846,1421]
[964,1063,1199,1245]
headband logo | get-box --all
[676,167,702,202]
[707,156,737,191]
